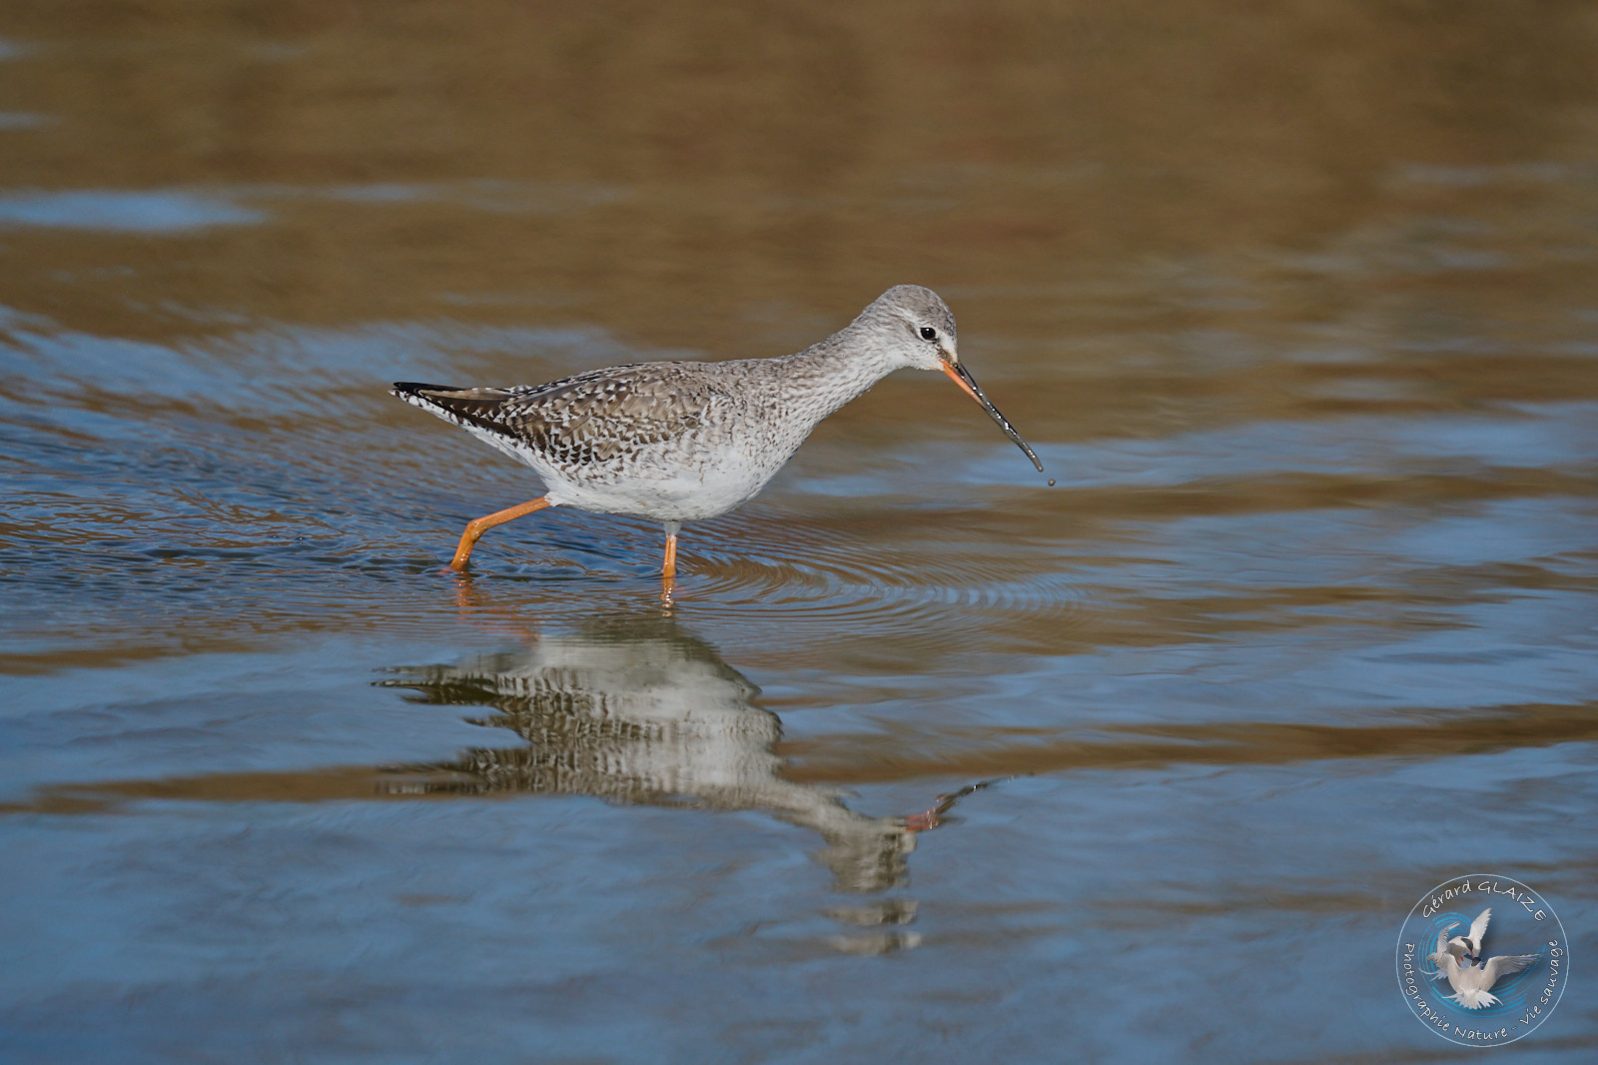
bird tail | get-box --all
[391,382,519,435]
[1449,989,1501,1010]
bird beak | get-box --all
[940,358,1045,473]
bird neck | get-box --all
[775,323,902,425]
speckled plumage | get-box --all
[393,285,1039,575]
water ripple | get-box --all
[670,512,1091,651]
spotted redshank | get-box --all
[393,285,1044,579]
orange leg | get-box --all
[661,528,679,579]
[449,496,551,571]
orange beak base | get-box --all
[939,358,1045,474]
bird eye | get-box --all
[919,326,937,341]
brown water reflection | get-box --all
[3,2,1597,357]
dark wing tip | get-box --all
[389,382,532,441]
[391,381,458,399]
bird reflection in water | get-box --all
[5,583,988,954]
[375,582,982,952]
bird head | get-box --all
[860,284,1045,475]
[863,283,962,372]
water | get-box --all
[3,4,1597,1061]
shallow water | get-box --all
[2,3,1597,1062]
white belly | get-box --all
[548,440,785,522]
[462,404,806,524]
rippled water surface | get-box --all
[3,4,1597,1062]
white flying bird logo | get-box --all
[1428,908,1540,1009]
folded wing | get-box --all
[394,363,727,466]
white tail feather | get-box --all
[1449,989,1501,1009]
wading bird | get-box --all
[393,285,1044,581]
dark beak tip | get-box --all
[944,358,1047,478]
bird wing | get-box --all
[1430,924,1462,982]
[1481,953,1539,988]
[394,363,729,465]
[1468,908,1492,952]
[1432,952,1463,985]
[1434,922,1459,956]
